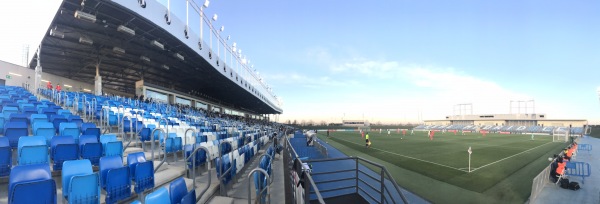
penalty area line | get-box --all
[334,137,470,173]
[470,141,553,172]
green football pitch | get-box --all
[319,130,568,203]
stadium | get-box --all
[0,0,599,204]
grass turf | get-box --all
[321,130,568,203]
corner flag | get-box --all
[468,146,472,154]
[468,146,472,172]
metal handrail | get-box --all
[304,156,409,204]
[91,97,97,122]
[101,106,110,134]
[151,127,168,173]
[301,159,326,204]
[184,145,211,195]
[247,168,270,204]
[122,115,136,151]
[158,117,170,163]
[218,140,234,196]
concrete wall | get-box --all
[1,60,131,96]
[537,120,587,127]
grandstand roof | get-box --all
[28,0,281,114]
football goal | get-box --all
[552,127,570,143]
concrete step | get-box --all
[208,196,234,204]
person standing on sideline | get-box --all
[56,84,61,92]
[47,81,53,90]
[326,130,330,138]
[365,132,370,148]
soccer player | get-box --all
[531,134,535,141]
[388,130,390,135]
[361,131,365,138]
[402,129,406,136]
[410,129,414,135]
[365,133,370,148]
[429,130,434,141]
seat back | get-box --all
[0,137,11,176]
[145,187,170,204]
[105,141,123,157]
[51,136,78,171]
[180,189,196,204]
[83,128,101,140]
[9,164,56,204]
[68,173,100,204]
[62,159,93,198]
[169,177,187,204]
[34,121,56,144]
[134,161,155,193]
[105,165,131,203]
[60,122,81,141]
[100,134,118,150]
[18,136,48,165]
[4,121,28,148]
[99,156,124,188]
[127,152,146,180]
[79,136,103,166]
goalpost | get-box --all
[552,127,570,143]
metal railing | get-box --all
[218,140,234,196]
[283,133,408,204]
[185,144,212,202]
[283,135,325,204]
[151,127,168,173]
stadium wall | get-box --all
[0,60,131,96]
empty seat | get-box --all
[169,177,189,204]
[127,152,146,181]
[79,135,103,166]
[60,122,80,142]
[133,161,154,194]
[9,113,29,125]
[2,106,19,120]
[216,153,232,185]
[52,116,68,133]
[18,136,48,165]
[51,136,78,171]
[0,137,11,176]
[9,164,57,204]
[145,187,170,204]
[62,159,101,203]
[58,109,72,116]
[33,121,56,145]
[180,189,197,204]
[30,113,49,125]
[4,121,28,148]
[81,123,101,141]
[100,134,123,157]
[100,156,131,204]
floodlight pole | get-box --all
[34,44,42,97]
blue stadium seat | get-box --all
[33,121,56,145]
[0,116,4,135]
[60,122,80,142]
[100,156,131,204]
[4,121,28,149]
[254,156,271,202]
[180,189,197,204]
[58,109,72,116]
[0,137,11,177]
[145,187,170,204]
[100,134,123,157]
[81,123,101,141]
[52,115,68,134]
[139,128,151,142]
[216,154,232,184]
[127,152,146,181]
[8,164,57,204]
[62,159,101,203]
[30,113,49,125]
[133,161,155,194]
[68,115,84,129]
[81,122,96,132]
[79,135,102,166]
[2,106,19,120]
[9,113,29,125]
[18,136,49,165]
[169,177,188,204]
[51,136,78,171]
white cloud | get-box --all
[262,72,361,89]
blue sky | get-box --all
[2,0,600,123]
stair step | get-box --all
[208,196,234,204]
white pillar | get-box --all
[94,60,102,95]
[34,45,42,95]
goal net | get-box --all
[552,127,570,143]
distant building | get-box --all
[342,120,370,127]
[424,113,587,127]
